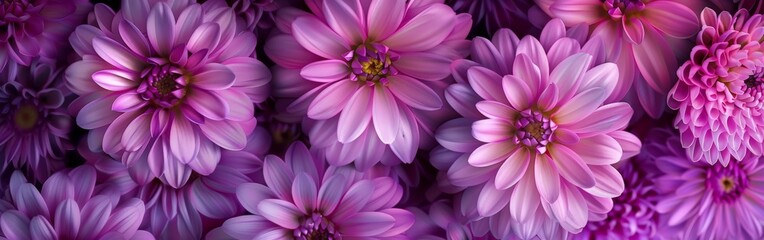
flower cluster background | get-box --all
[1,0,764,239]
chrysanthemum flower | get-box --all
[645,128,764,239]
[66,0,271,188]
[221,142,414,239]
[537,0,700,118]
[0,0,90,70]
[446,0,536,36]
[668,8,764,165]
[573,158,660,239]
[267,0,470,170]
[432,20,642,238]
[0,62,72,181]
[0,166,152,239]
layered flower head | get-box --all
[0,166,152,239]
[668,8,764,165]
[433,20,642,238]
[540,0,700,118]
[267,0,471,169]
[446,0,536,35]
[221,142,414,239]
[66,0,271,188]
[0,62,71,181]
[0,0,90,70]
[646,128,764,239]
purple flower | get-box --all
[446,0,536,35]
[0,0,91,70]
[0,166,152,239]
[646,128,764,239]
[66,0,271,188]
[267,0,471,170]
[432,21,642,238]
[205,0,297,31]
[0,62,72,181]
[221,142,414,239]
[668,8,764,165]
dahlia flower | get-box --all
[573,158,660,239]
[221,142,414,239]
[446,0,536,36]
[646,128,764,239]
[0,166,152,239]
[404,200,483,240]
[668,8,764,165]
[538,0,700,118]
[66,0,271,188]
[206,0,297,31]
[0,62,71,181]
[267,0,470,170]
[0,0,90,70]
[433,21,642,238]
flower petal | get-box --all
[502,75,533,110]
[340,212,396,237]
[383,4,455,52]
[1,211,31,240]
[495,147,531,189]
[477,181,511,217]
[372,86,400,144]
[623,18,645,44]
[300,60,349,83]
[548,144,596,188]
[194,63,235,90]
[190,181,237,219]
[317,174,346,214]
[121,112,152,151]
[263,156,295,202]
[395,52,452,81]
[553,87,605,124]
[170,115,199,163]
[236,183,274,214]
[78,195,113,238]
[186,88,229,120]
[322,0,365,42]
[367,0,404,40]
[337,87,372,143]
[292,16,350,59]
[534,153,560,202]
[257,199,301,229]
[472,119,512,143]
[92,37,145,72]
[30,216,56,240]
[643,1,699,38]
[468,142,515,167]
[388,75,442,111]
[291,173,318,214]
[147,3,175,55]
[92,70,138,91]
[570,135,623,165]
[566,103,631,137]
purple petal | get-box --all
[194,63,235,90]
[1,210,31,240]
[186,23,221,54]
[372,86,400,144]
[263,156,295,202]
[337,87,372,143]
[199,120,247,151]
[92,37,144,72]
[147,3,175,55]
[222,215,273,239]
[395,52,452,81]
[340,212,396,237]
[257,199,302,229]
[308,81,357,119]
[383,4,455,52]
[92,70,138,91]
[30,216,57,240]
[78,195,113,238]
[322,0,365,42]
[300,60,349,83]
[317,175,346,214]
[237,183,275,214]
[190,181,237,219]
[367,0,404,40]
[548,144,596,188]
[170,115,199,163]
[291,173,318,214]
[292,16,350,59]
[388,75,442,111]
[186,88,229,120]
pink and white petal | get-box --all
[257,199,302,229]
[78,195,113,238]
[190,181,237,219]
[571,135,623,166]
[609,131,641,160]
[112,92,146,113]
[1,210,31,240]
[308,81,358,119]
[512,54,541,95]
[579,62,618,98]
[502,75,534,111]
[337,87,373,143]
[174,4,202,45]
[471,37,507,74]
[550,53,592,100]
[300,60,349,83]
[395,52,452,81]
[515,36,550,85]
[194,63,236,90]
[200,119,247,151]
[77,96,122,129]
[317,174,347,214]
[632,25,676,94]
[265,35,323,69]
[186,88,229,120]
[388,75,442,111]
[322,0,365,42]
[546,38,582,70]
[340,212,396,237]
[622,17,645,44]
[236,183,274,214]
[584,165,625,198]
[188,139,221,175]
[169,115,199,163]
[377,208,415,237]
[121,112,152,151]
[332,180,373,220]
[495,147,531,190]
[535,153,560,202]
[390,107,420,163]
[292,16,350,60]
[222,215,274,239]
[550,182,589,231]
[643,1,699,38]
[92,70,138,91]
[472,119,512,143]
[553,87,606,124]
[383,4,455,52]
[510,171,540,223]
[476,101,516,120]
[92,37,145,72]
[218,89,255,122]
[565,103,631,137]
[548,144,596,188]
[467,66,506,103]
[477,180,511,217]
[367,0,405,40]
[225,57,271,88]
[548,0,604,25]
[372,86,400,144]
[146,3,175,56]
[291,173,318,214]
[539,18,567,50]
[186,23,221,54]
[65,60,109,95]
[263,156,295,202]
[468,141,516,167]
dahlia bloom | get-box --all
[446,0,536,36]
[668,9,764,165]
[221,142,414,239]
[203,0,294,31]
[538,0,700,118]
[66,0,271,188]
[405,200,484,240]
[0,62,71,181]
[267,0,470,170]
[0,0,90,70]
[433,21,642,238]
[573,158,660,239]
[646,128,764,239]
[0,166,152,239]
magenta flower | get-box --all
[668,9,764,165]
[446,0,536,35]
[646,128,764,239]
[0,166,152,239]
[538,0,700,118]
[0,0,90,70]
[433,21,642,238]
[0,62,72,181]
[267,0,471,170]
[66,0,271,188]
[221,142,414,239]
[205,0,296,31]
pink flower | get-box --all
[646,128,764,239]
[66,0,271,188]
[220,142,414,239]
[668,9,764,165]
[0,166,152,240]
[538,0,700,118]
[432,21,642,238]
[267,0,470,170]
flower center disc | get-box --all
[13,103,38,130]
[138,64,187,108]
[347,43,398,85]
[708,164,749,203]
[603,0,644,19]
[294,213,339,240]
[515,109,556,154]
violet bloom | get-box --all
[221,142,414,239]
[432,20,642,238]
[0,166,152,239]
[66,0,271,188]
[0,62,71,181]
[645,128,764,239]
[446,0,536,36]
[206,0,297,31]
[267,0,471,170]
[668,9,764,165]
[538,0,700,118]
[0,0,90,70]
[573,158,660,239]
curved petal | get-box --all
[322,0,365,42]
[186,88,229,120]
[92,70,138,91]
[388,75,442,111]
[170,115,199,163]
[78,196,113,238]
[92,37,145,72]
[548,0,604,25]
[308,81,358,119]
[194,63,235,90]
[477,181,511,217]
[565,103,631,137]
[147,3,175,56]
[383,4,455,52]
[292,16,350,59]
[236,183,274,214]
[502,75,533,110]
[569,135,623,165]
[395,52,453,81]
[495,147,531,189]
[291,173,318,214]
[535,153,560,202]
[553,87,606,124]
[472,119,512,143]
[112,92,146,113]
[122,112,152,151]
[199,120,247,151]
[1,211,31,240]
[257,199,301,229]
[186,23,221,54]
[190,182,237,219]
[222,215,273,239]
[372,86,400,144]
[468,142,515,167]
[623,18,645,44]
[263,156,295,202]
[337,87,372,143]
[300,60,349,83]
[30,216,56,240]
[367,0,404,40]
[317,175,346,214]
[643,1,700,38]
[340,212,396,237]
[632,25,676,94]
[54,200,81,239]
[548,144,596,188]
